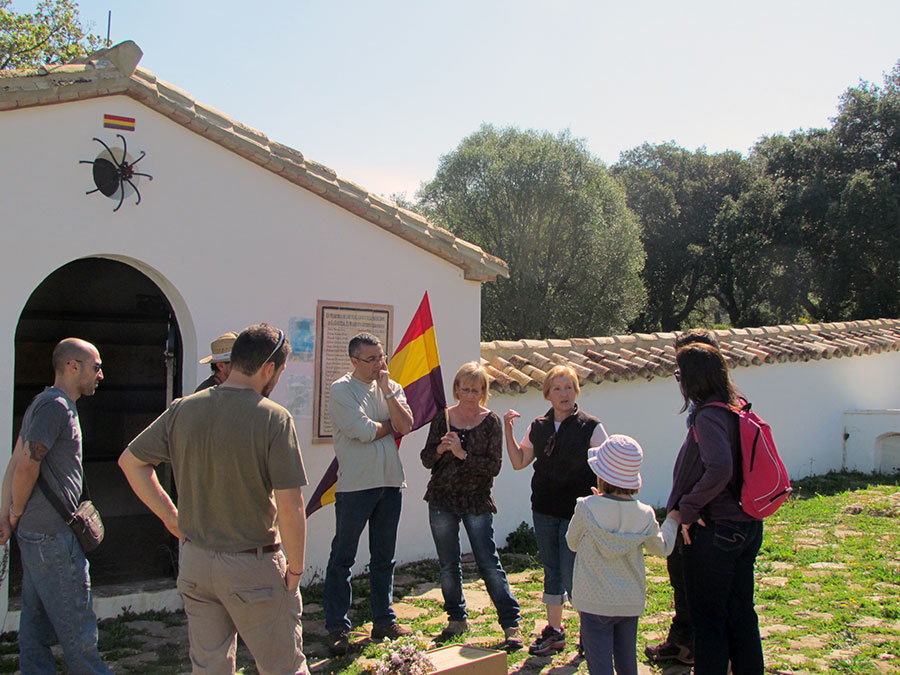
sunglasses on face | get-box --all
[74,359,102,373]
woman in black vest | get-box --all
[504,365,606,656]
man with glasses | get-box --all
[119,324,309,674]
[324,332,414,655]
[0,338,111,674]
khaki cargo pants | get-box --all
[177,541,308,674]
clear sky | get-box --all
[15,0,900,199]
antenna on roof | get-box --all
[106,10,111,47]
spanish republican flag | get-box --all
[387,291,446,433]
[305,292,446,517]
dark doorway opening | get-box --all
[11,257,182,597]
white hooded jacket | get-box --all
[566,494,678,617]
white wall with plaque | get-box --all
[312,300,393,443]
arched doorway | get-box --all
[12,257,182,597]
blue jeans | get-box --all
[16,529,112,674]
[532,511,575,605]
[324,487,402,633]
[682,519,764,675]
[428,504,520,628]
[579,613,638,675]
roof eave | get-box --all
[0,42,509,283]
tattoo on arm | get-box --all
[27,441,49,462]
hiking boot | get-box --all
[501,626,524,651]
[644,639,694,665]
[436,620,468,643]
[528,624,565,656]
[327,630,350,656]
[371,621,412,641]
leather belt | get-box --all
[238,543,281,554]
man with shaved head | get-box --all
[0,338,111,674]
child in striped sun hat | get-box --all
[565,435,681,674]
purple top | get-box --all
[666,400,753,525]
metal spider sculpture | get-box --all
[79,134,153,212]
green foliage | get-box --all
[612,143,755,331]
[792,470,900,497]
[750,61,900,324]
[502,520,538,556]
[419,124,646,340]
[0,0,101,70]
[611,59,900,332]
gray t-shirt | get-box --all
[329,374,410,492]
[19,387,83,534]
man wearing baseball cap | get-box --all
[196,332,238,392]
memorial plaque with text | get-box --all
[313,301,392,443]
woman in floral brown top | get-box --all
[421,362,522,650]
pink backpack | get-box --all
[696,400,792,519]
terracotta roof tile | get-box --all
[481,319,900,395]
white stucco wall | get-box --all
[1,96,482,587]
[485,350,900,545]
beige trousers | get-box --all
[177,541,308,675]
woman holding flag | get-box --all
[421,362,524,651]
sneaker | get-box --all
[644,640,693,665]
[327,630,350,656]
[528,624,566,656]
[501,626,524,651]
[436,620,468,643]
[371,621,412,641]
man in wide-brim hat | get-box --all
[196,331,238,392]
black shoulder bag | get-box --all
[36,468,104,553]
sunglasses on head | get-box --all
[263,329,285,365]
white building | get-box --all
[0,41,506,627]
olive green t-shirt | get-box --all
[126,386,307,552]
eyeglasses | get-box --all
[354,353,386,364]
[74,359,102,373]
[262,329,285,365]
[674,369,681,382]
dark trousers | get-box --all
[579,612,638,675]
[665,542,693,647]
[323,487,402,633]
[682,519,764,675]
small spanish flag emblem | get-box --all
[103,114,136,131]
